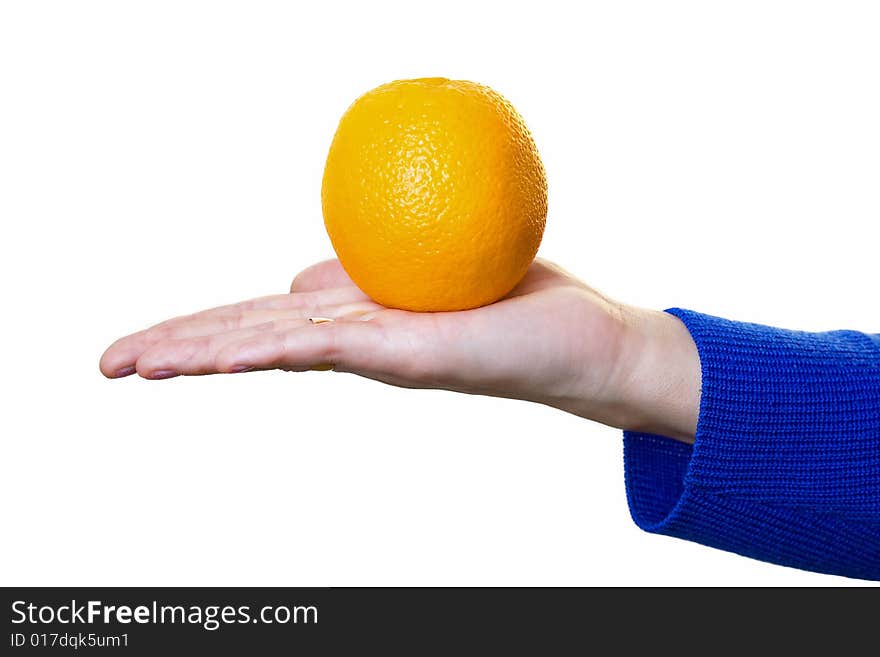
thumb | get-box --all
[290,259,357,293]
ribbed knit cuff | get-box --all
[624,309,880,580]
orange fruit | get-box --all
[321,78,547,311]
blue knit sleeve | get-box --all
[624,309,880,580]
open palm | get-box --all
[101,259,631,422]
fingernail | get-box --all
[229,364,253,373]
[114,366,136,378]
[310,363,334,371]
[150,369,178,379]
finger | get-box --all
[101,309,294,377]
[100,289,375,377]
[290,259,358,293]
[212,313,456,389]
[134,318,312,378]
[132,303,383,379]
[214,320,387,374]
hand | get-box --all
[100,258,701,442]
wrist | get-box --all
[613,306,701,443]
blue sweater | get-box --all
[623,309,880,580]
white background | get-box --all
[1,1,878,586]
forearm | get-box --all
[624,309,880,580]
